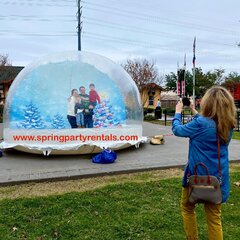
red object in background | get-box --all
[226,83,240,107]
[227,83,240,100]
[233,84,240,101]
[177,81,185,96]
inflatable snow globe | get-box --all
[0,51,144,155]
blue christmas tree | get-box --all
[19,102,45,129]
[93,99,120,128]
[51,113,65,129]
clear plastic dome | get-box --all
[1,51,143,154]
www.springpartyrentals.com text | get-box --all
[12,134,139,143]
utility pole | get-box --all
[77,0,82,51]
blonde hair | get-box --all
[200,86,236,143]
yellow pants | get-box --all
[181,187,223,240]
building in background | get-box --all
[141,83,163,109]
[0,66,24,105]
[160,91,178,108]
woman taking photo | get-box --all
[172,86,236,240]
[67,89,78,128]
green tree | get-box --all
[185,71,193,97]
[195,68,210,97]
[222,72,240,92]
[165,70,193,97]
[223,72,240,84]
[165,68,224,98]
[194,68,224,97]
[165,72,177,92]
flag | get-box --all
[193,37,196,67]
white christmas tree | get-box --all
[51,113,65,129]
[19,102,45,129]
[93,99,120,128]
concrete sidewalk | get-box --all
[0,122,239,185]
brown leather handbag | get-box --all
[188,136,222,204]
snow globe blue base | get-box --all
[1,51,144,155]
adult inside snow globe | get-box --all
[79,86,89,110]
[67,89,78,128]
[1,51,144,155]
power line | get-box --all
[16,0,74,2]
[83,4,238,36]
[0,1,75,7]
[0,30,76,37]
[0,13,237,48]
[1,3,238,37]
[24,0,75,2]
[82,32,170,51]
[0,19,236,49]
[1,0,238,59]
[82,31,235,58]
[0,29,235,60]
[82,32,237,61]
[0,16,76,22]
[26,0,238,28]
[83,18,236,48]
[84,17,185,38]
[0,14,74,18]
[1,0,239,36]
[83,31,177,49]
[85,0,239,27]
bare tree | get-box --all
[0,54,14,104]
[122,58,163,106]
[0,54,12,67]
[122,58,161,90]
[0,54,14,82]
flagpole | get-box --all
[177,62,179,97]
[193,67,196,106]
[183,53,186,97]
[192,37,196,107]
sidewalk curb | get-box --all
[1,160,239,186]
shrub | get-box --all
[144,115,156,121]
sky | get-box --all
[0,0,240,76]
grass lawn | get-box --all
[0,165,240,240]
[232,131,240,140]
[145,121,240,141]
[145,119,172,126]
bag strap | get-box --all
[217,134,222,184]
[193,162,209,175]
[188,134,222,184]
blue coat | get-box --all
[172,113,232,203]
